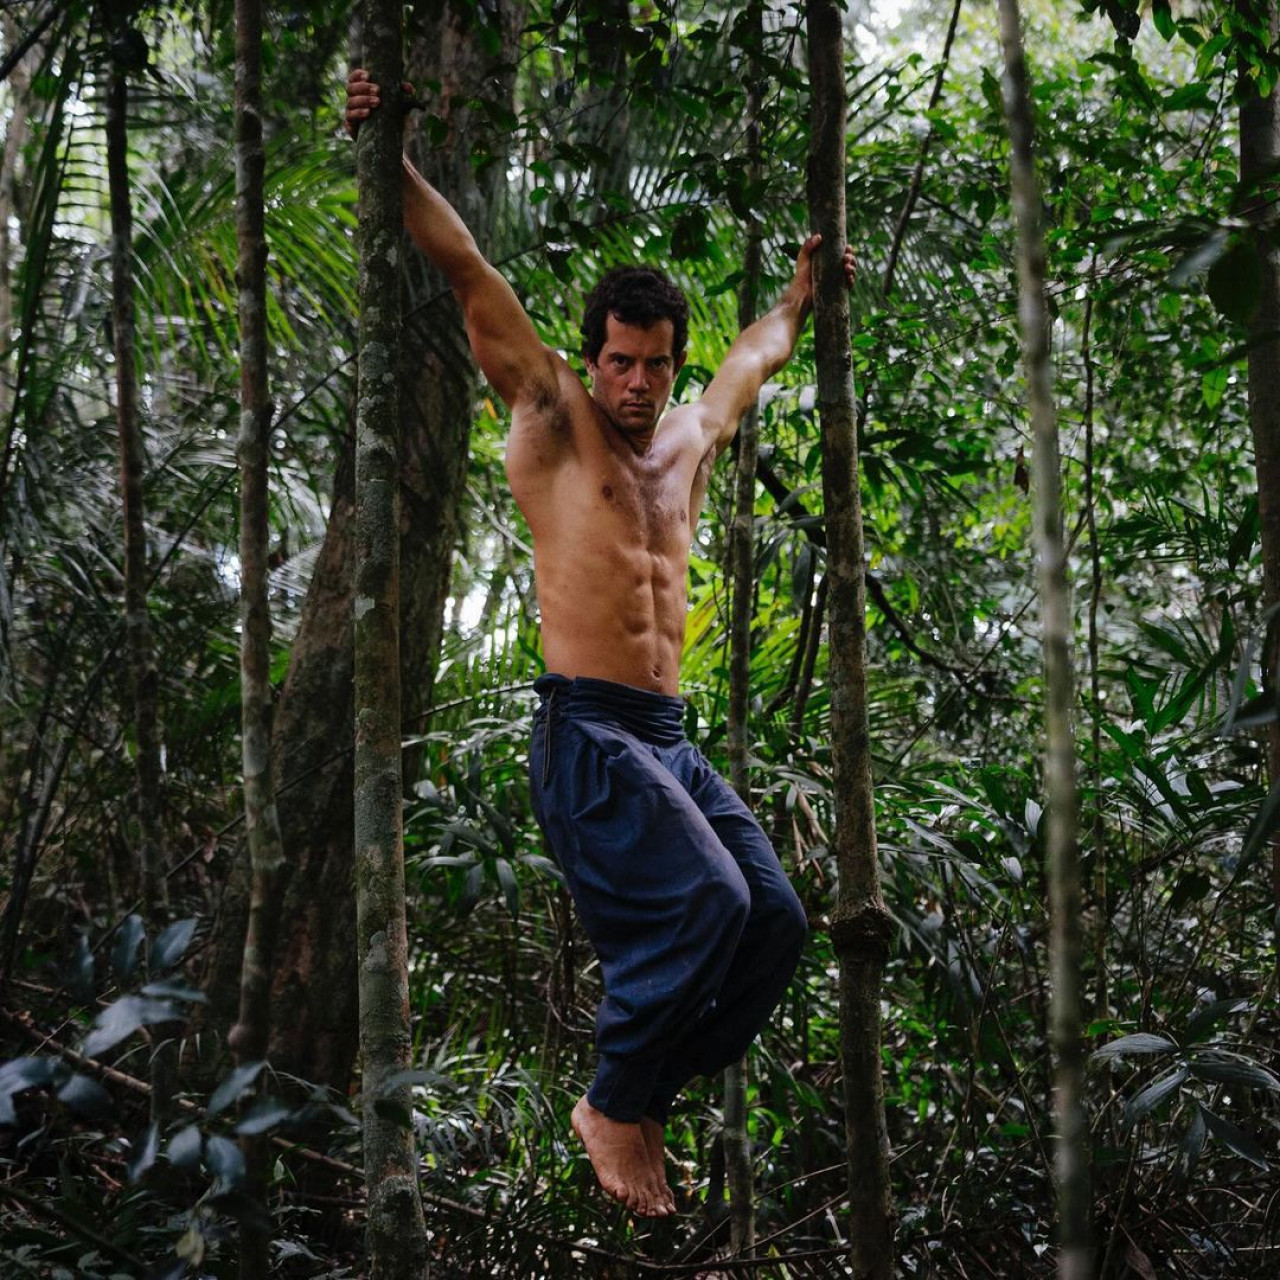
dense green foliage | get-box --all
[2,1,1278,1275]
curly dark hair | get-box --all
[580,267,689,364]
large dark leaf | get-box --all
[1092,1033,1176,1063]
[0,1057,61,1126]
[83,995,182,1058]
[208,1061,266,1116]
[234,1097,295,1136]
[56,1072,113,1122]
[204,1133,246,1189]
[1188,1056,1280,1092]
[127,1121,161,1182]
[1200,1107,1270,1169]
[149,917,199,973]
[1122,1066,1187,1128]
[65,933,94,1003]
[110,915,145,985]
[168,1124,203,1171]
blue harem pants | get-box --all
[529,673,808,1124]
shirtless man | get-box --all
[347,70,855,1218]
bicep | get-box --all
[455,261,558,409]
[696,345,771,455]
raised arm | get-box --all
[346,70,557,411]
[696,235,856,456]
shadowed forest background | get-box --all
[1,0,1279,1275]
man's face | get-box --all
[585,314,685,437]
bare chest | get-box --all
[585,453,697,554]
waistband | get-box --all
[534,673,686,746]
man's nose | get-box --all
[627,364,649,390]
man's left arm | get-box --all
[696,234,855,456]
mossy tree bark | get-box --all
[231,0,287,1272]
[723,0,765,1252]
[996,2,1091,1275]
[805,2,894,1274]
[353,2,429,1275]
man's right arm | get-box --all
[347,70,557,411]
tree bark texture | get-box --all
[1237,0,1280,931]
[353,2,430,1274]
[205,0,521,1099]
[106,57,165,924]
[996,3,1091,1276]
[723,2,766,1249]
[231,0,287,1272]
[805,3,894,1274]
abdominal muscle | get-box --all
[534,536,691,696]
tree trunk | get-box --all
[105,28,176,1126]
[231,0,288,1272]
[205,0,521,1099]
[353,2,430,1275]
[805,3,894,1275]
[996,3,1091,1276]
[1237,0,1280,952]
[106,43,165,926]
[723,1,765,1250]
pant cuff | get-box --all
[587,1052,660,1123]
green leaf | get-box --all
[1240,777,1280,870]
[1093,1033,1177,1062]
[1122,1066,1187,1128]
[1200,1106,1270,1169]
[495,857,520,920]
[1152,1,1175,40]
[208,1061,267,1116]
[1200,365,1229,409]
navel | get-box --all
[602,484,614,500]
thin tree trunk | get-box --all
[1081,266,1108,1020]
[106,46,165,924]
[231,0,287,1271]
[995,3,1091,1275]
[805,3,894,1274]
[353,3,429,1274]
[1238,0,1280,958]
[105,34,175,1127]
[723,4,766,1248]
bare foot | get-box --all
[640,1117,676,1213]
[572,1097,672,1217]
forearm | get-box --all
[742,285,811,378]
[401,155,486,287]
